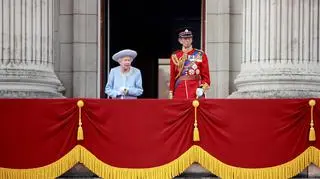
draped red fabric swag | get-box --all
[0,98,319,178]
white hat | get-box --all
[112,49,137,62]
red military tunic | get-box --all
[169,48,210,99]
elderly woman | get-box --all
[105,49,143,99]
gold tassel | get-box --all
[77,126,84,141]
[192,100,200,141]
[77,100,84,141]
[309,99,316,141]
[193,126,200,141]
[309,127,316,142]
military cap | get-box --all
[178,29,193,38]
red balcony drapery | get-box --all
[0,99,319,178]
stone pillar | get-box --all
[230,0,320,98]
[0,0,64,98]
[206,0,230,98]
[72,0,98,98]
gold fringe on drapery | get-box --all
[1,146,320,179]
[197,146,319,179]
[0,145,80,179]
[79,145,196,179]
[79,146,320,179]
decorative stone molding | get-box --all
[0,0,64,98]
[230,0,320,98]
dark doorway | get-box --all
[103,0,203,98]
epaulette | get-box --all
[171,53,179,65]
[172,50,181,55]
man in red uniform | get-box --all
[169,28,210,99]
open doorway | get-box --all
[101,0,205,98]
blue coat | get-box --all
[105,66,143,99]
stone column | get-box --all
[72,0,98,98]
[206,0,231,98]
[0,0,64,98]
[230,0,320,98]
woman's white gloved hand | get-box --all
[119,87,128,95]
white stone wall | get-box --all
[206,0,242,98]
[54,0,73,97]
[229,0,242,94]
[54,0,99,98]
[72,0,98,97]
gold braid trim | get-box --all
[171,54,179,66]
[171,53,188,80]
